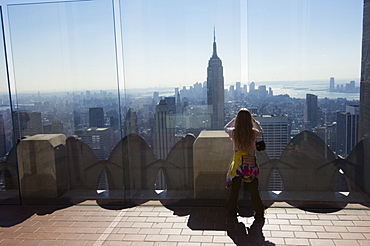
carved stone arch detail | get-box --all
[281,130,336,170]
[84,160,123,190]
[166,134,196,190]
[146,159,166,190]
[109,134,156,190]
[259,159,294,191]
[0,161,18,189]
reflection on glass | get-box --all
[0,0,367,205]
[0,5,19,204]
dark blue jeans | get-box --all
[226,177,264,215]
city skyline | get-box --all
[0,0,364,93]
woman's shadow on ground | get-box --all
[162,201,275,246]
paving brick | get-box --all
[324,225,348,232]
[294,231,318,238]
[316,232,341,239]
[309,238,336,246]
[302,225,325,232]
[310,220,333,226]
[160,228,183,235]
[177,243,201,246]
[333,239,361,246]
[153,243,177,246]
[267,219,290,225]
[358,240,370,246]
[284,238,310,245]
[130,242,155,246]
[138,228,161,235]
[340,232,366,240]
[144,234,169,241]
[167,234,190,242]
[289,219,312,225]
[270,231,295,238]
[280,225,303,231]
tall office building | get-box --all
[359,0,370,195]
[43,120,64,134]
[12,110,43,140]
[330,77,335,92]
[75,127,113,160]
[258,85,268,98]
[89,107,104,128]
[249,81,256,93]
[255,115,290,191]
[304,93,318,130]
[207,29,225,130]
[153,99,175,159]
[125,108,138,135]
[153,99,176,190]
[164,97,176,114]
[0,115,6,157]
[336,105,359,156]
[254,115,291,159]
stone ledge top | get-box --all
[197,130,229,139]
[21,134,66,147]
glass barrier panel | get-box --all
[0,0,368,208]
[7,0,122,204]
[0,5,20,205]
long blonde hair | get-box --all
[233,108,254,151]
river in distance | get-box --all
[248,79,360,100]
[126,79,360,101]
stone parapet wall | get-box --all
[193,130,233,199]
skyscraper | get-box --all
[0,115,6,157]
[153,99,175,159]
[254,115,291,159]
[330,77,335,92]
[152,99,176,190]
[359,0,370,196]
[125,108,138,135]
[336,105,359,156]
[249,82,255,93]
[304,93,318,130]
[207,29,224,130]
[89,107,104,128]
[12,110,43,140]
[75,127,113,160]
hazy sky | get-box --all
[0,0,364,93]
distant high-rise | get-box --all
[258,85,268,98]
[0,115,6,157]
[75,127,113,159]
[249,82,255,93]
[207,29,225,130]
[12,110,43,140]
[254,115,291,159]
[164,97,176,114]
[255,115,290,191]
[125,108,138,135]
[330,77,335,92]
[153,99,175,159]
[304,93,318,130]
[44,120,64,134]
[89,107,104,128]
[359,0,370,196]
[336,105,359,156]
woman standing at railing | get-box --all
[224,108,265,219]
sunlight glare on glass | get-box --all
[339,191,350,196]
[271,191,282,195]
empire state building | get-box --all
[207,30,225,130]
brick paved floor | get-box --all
[0,200,370,246]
